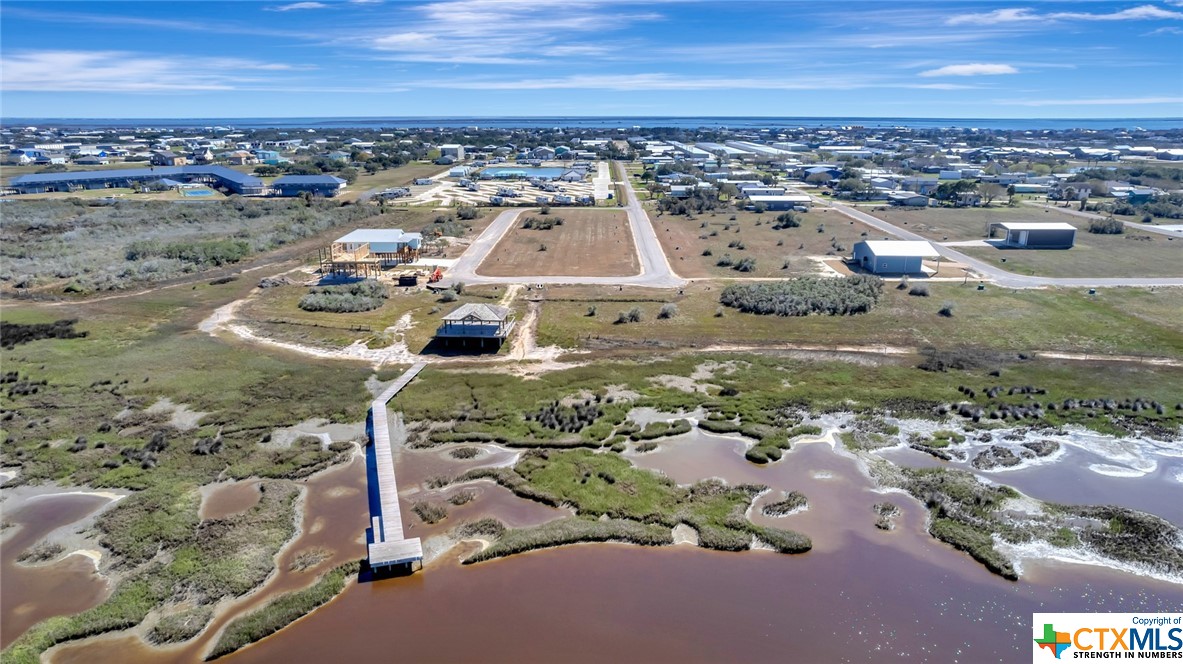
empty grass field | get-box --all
[477,209,638,277]
[336,162,445,201]
[534,282,1183,357]
[862,205,1183,278]
[863,205,1083,242]
[652,207,896,278]
[958,232,1183,278]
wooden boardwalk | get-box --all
[366,362,426,571]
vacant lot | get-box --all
[337,162,444,202]
[653,207,896,278]
[534,282,1183,357]
[863,205,1183,278]
[959,231,1183,278]
[478,209,638,277]
[864,205,1083,242]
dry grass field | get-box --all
[862,205,1081,242]
[533,282,1183,357]
[477,209,638,277]
[652,206,898,278]
[861,205,1183,278]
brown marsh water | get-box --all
[1,494,113,647]
[23,426,1183,663]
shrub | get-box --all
[449,446,480,459]
[439,290,458,303]
[938,302,955,317]
[702,248,713,256]
[1088,218,1124,234]
[715,253,734,267]
[908,284,930,297]
[897,277,910,290]
[456,205,479,220]
[658,303,678,319]
[586,305,597,317]
[734,257,756,272]
[626,307,643,323]
[773,212,800,229]
[298,280,388,313]
[719,275,883,316]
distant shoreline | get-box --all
[3,116,1182,131]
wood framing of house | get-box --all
[318,228,423,276]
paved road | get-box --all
[440,163,684,288]
[1020,200,1183,239]
[824,198,1183,288]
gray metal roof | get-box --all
[9,164,262,186]
[441,303,511,322]
[273,175,345,185]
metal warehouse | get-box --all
[989,222,1076,249]
[852,240,940,274]
[7,166,266,195]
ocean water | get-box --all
[4,116,1181,131]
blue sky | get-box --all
[1,0,1182,119]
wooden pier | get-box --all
[366,362,426,573]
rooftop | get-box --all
[273,174,346,185]
[859,240,940,257]
[441,303,512,323]
[335,229,422,244]
[992,222,1077,231]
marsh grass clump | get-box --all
[17,541,64,564]
[1,320,89,349]
[208,561,360,660]
[762,491,808,516]
[720,275,883,316]
[147,606,213,645]
[525,398,603,434]
[630,419,691,441]
[288,548,332,573]
[464,517,671,563]
[449,446,480,459]
[412,501,448,524]
[456,518,506,539]
[448,489,476,506]
[299,280,388,313]
[634,442,659,453]
[873,502,900,530]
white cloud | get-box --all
[1003,96,1183,106]
[919,63,1019,77]
[1146,26,1183,34]
[267,2,329,11]
[406,72,978,91]
[0,50,300,92]
[947,7,1039,25]
[359,0,659,63]
[948,4,1183,25]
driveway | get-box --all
[439,162,683,288]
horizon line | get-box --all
[4,114,1182,122]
